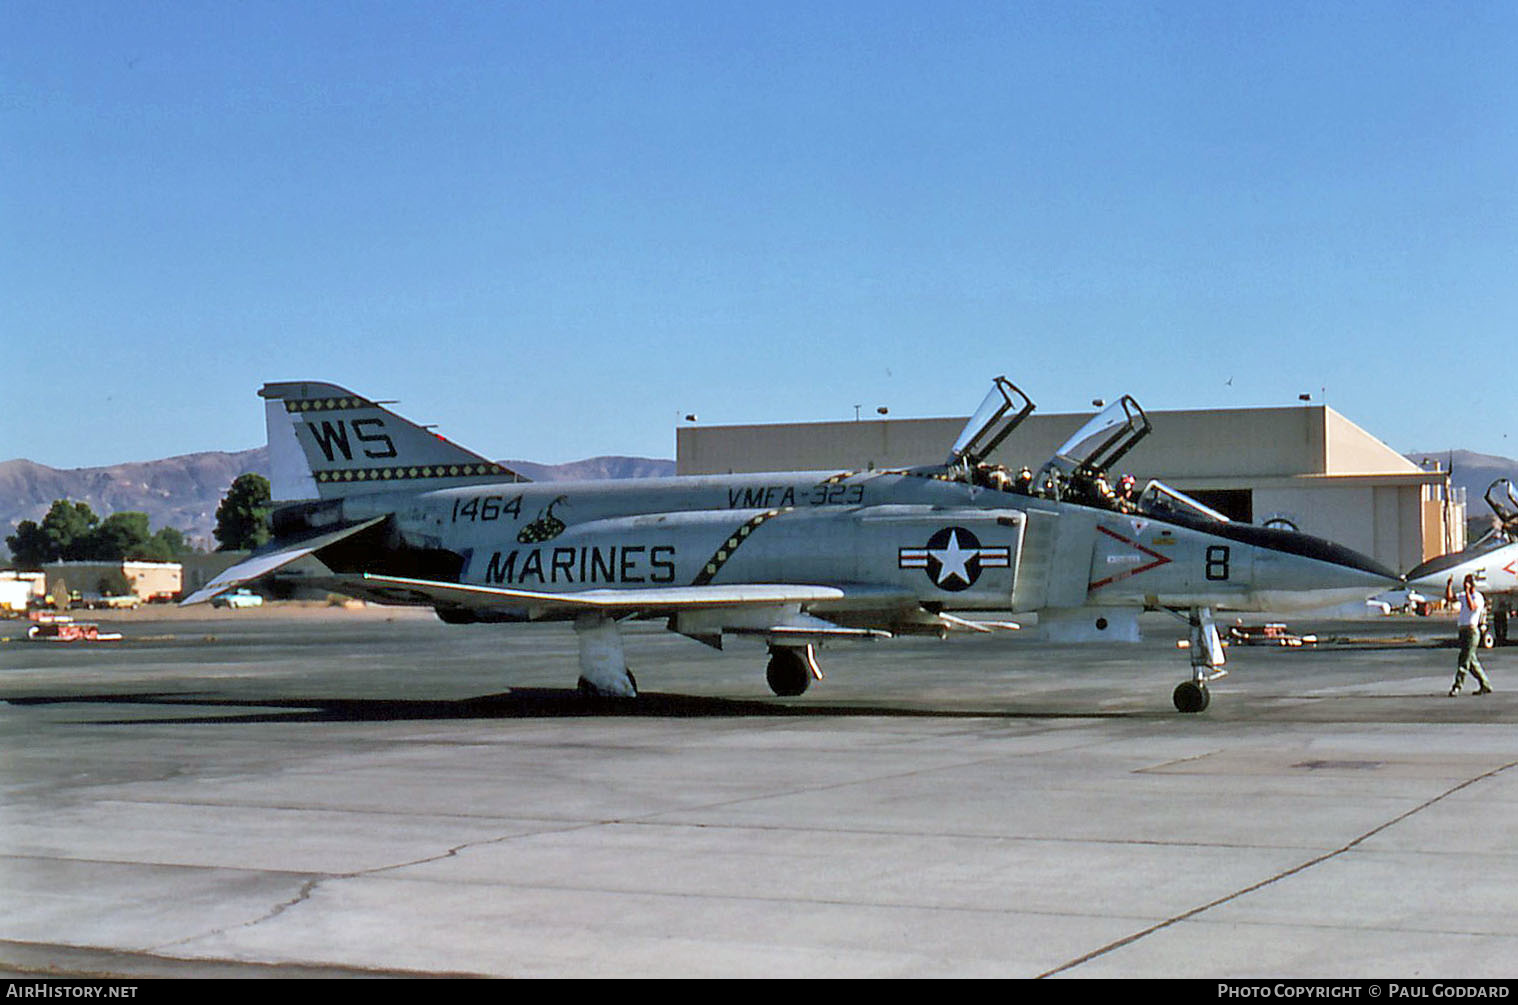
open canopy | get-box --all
[1029,395,1152,503]
[946,376,1036,467]
[1487,480,1518,533]
[1048,396,1151,477]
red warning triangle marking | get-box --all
[1089,524,1173,591]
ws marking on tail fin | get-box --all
[260,381,528,502]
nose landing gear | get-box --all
[1170,606,1226,714]
[1173,679,1210,713]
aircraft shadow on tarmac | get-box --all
[2,689,1146,725]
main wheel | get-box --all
[766,649,811,697]
[576,668,637,698]
[1173,680,1210,713]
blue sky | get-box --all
[3,1,1514,469]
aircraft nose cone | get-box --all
[1404,549,1493,591]
[1408,568,1452,591]
[1239,525,1403,611]
[1322,549,1401,586]
[1312,559,1404,593]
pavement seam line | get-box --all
[144,731,1118,957]
[1036,757,1518,979]
[146,821,601,953]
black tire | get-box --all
[1173,680,1210,714]
[766,650,811,697]
[576,669,637,698]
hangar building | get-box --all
[40,560,182,604]
[676,404,1462,576]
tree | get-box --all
[5,520,50,569]
[41,500,100,561]
[214,473,272,551]
[132,526,189,562]
[91,511,153,561]
[7,500,192,568]
[96,568,132,597]
[7,500,99,567]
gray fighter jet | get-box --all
[1406,478,1518,646]
[186,377,1399,712]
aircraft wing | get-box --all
[353,573,1026,639]
[179,517,388,605]
[357,572,861,612]
[353,573,929,640]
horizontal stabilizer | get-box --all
[180,517,387,605]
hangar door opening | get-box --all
[1187,489,1253,524]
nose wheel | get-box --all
[1173,680,1210,713]
[1166,605,1225,714]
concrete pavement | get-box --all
[2,606,1514,977]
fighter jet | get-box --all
[1406,479,1518,646]
[185,377,1399,712]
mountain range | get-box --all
[1404,449,1518,511]
[4,447,1515,558]
[0,449,675,555]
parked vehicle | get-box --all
[73,593,140,610]
[211,589,263,609]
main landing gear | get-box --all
[574,618,823,700]
[766,644,822,697]
[574,614,638,698]
[1170,606,1226,714]
[1482,608,1507,649]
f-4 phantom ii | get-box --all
[186,377,1399,712]
[1406,478,1518,647]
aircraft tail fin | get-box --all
[260,381,528,502]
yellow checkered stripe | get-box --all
[691,509,787,586]
[285,397,375,412]
[314,463,514,483]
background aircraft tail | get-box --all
[259,381,527,502]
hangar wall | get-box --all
[676,404,1460,574]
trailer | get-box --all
[24,612,122,642]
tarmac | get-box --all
[1,604,1515,979]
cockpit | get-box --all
[939,379,1231,524]
[1474,479,1518,547]
[944,376,1037,492]
[1030,396,1151,507]
[947,377,1035,469]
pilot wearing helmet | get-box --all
[972,462,1013,491]
[1116,474,1139,512]
[971,462,1010,491]
[1091,472,1116,508]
